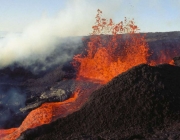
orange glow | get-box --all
[157,50,177,65]
[169,60,174,65]
[0,128,16,138]
[0,9,178,140]
[73,9,149,83]
[0,89,89,140]
[150,49,177,66]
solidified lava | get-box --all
[20,64,180,139]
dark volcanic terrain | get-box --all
[0,31,180,139]
[20,64,180,140]
[0,62,76,128]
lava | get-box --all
[0,9,178,140]
[73,9,149,83]
[73,9,177,83]
[0,89,84,140]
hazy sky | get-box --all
[0,0,180,34]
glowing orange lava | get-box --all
[0,9,178,140]
[0,89,88,140]
[73,9,149,83]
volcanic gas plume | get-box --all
[0,9,180,140]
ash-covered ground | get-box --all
[0,31,180,139]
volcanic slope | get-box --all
[20,64,180,140]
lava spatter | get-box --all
[73,9,149,83]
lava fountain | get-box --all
[0,9,177,140]
[73,9,176,83]
[73,9,149,83]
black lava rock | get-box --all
[20,64,180,139]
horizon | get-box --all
[0,0,180,34]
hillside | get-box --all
[20,64,180,140]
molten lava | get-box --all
[73,9,177,83]
[0,89,85,140]
[0,9,178,140]
[73,9,149,83]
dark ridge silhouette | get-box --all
[20,64,180,139]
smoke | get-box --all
[0,86,26,128]
[0,0,123,72]
[0,16,83,73]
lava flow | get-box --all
[0,89,87,140]
[0,9,178,140]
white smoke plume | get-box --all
[0,0,122,72]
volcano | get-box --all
[1,9,180,140]
[0,32,180,139]
[19,63,180,140]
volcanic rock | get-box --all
[0,64,75,128]
[40,88,69,101]
[20,80,76,113]
[0,66,36,81]
[20,64,180,140]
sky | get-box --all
[0,0,180,34]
